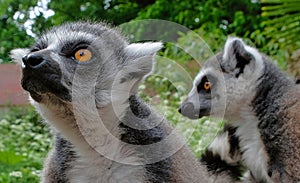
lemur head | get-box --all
[11,22,162,107]
[179,37,264,120]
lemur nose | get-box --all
[179,102,198,119]
[180,103,194,113]
[22,53,46,68]
[178,108,182,113]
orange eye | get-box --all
[74,49,92,62]
[204,82,211,90]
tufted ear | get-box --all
[123,42,163,78]
[112,42,162,95]
[222,37,255,77]
[10,48,30,68]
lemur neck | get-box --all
[252,60,294,129]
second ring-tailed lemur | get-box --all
[179,37,300,183]
[10,22,243,183]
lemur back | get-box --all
[179,37,300,183]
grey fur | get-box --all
[10,21,243,183]
[180,37,300,183]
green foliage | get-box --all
[0,14,34,63]
[0,0,264,63]
[0,107,52,183]
[0,1,41,64]
[261,0,300,49]
[47,0,157,26]
[136,0,262,33]
[1,0,297,69]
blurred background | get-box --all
[0,0,299,182]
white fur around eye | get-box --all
[193,68,214,87]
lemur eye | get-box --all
[197,76,213,92]
[204,82,211,91]
[74,49,92,62]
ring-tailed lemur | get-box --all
[179,37,300,183]
[10,22,243,183]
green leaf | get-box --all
[0,151,24,165]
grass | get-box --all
[0,107,52,183]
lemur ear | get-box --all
[124,42,163,59]
[10,48,29,68]
[222,37,255,77]
[123,42,163,77]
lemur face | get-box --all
[179,37,265,120]
[11,22,162,105]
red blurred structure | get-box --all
[0,64,29,106]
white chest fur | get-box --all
[33,98,146,183]
[233,108,273,183]
[67,152,145,183]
